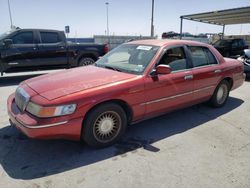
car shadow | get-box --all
[0,97,244,180]
[0,74,44,87]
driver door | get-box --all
[1,31,38,69]
[144,46,194,117]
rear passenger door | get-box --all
[189,46,222,103]
[37,31,67,66]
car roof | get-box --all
[127,39,210,48]
[15,28,64,33]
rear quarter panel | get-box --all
[67,43,105,66]
[222,58,244,90]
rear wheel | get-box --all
[209,80,230,107]
[82,103,127,148]
[78,57,95,66]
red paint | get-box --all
[7,40,245,141]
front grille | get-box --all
[15,87,30,112]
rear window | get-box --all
[40,32,61,43]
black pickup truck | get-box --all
[213,38,249,58]
[0,28,108,75]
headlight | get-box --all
[26,102,77,118]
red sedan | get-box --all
[7,40,245,147]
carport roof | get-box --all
[181,6,250,26]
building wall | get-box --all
[94,35,154,49]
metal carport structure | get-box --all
[180,6,250,39]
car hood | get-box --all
[24,66,136,100]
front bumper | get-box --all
[7,94,82,141]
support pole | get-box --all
[150,0,154,38]
[180,17,183,39]
[222,25,225,39]
[7,0,13,29]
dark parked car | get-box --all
[237,49,250,78]
[213,38,249,58]
[0,28,108,75]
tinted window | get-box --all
[12,32,34,44]
[189,46,208,67]
[232,40,239,48]
[238,39,245,47]
[158,47,187,71]
[214,40,232,47]
[204,48,218,65]
[40,32,61,43]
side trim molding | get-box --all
[141,85,215,106]
[16,119,68,129]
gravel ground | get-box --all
[0,71,250,188]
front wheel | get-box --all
[78,57,95,66]
[209,80,230,108]
[82,103,127,148]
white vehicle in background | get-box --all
[237,49,250,78]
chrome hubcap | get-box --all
[81,58,94,66]
[93,111,121,143]
[99,118,114,134]
[216,84,228,104]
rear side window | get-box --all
[40,32,61,43]
[238,39,245,47]
[204,48,218,65]
[189,46,208,67]
[232,40,240,48]
[12,32,34,44]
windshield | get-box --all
[95,44,159,74]
[0,31,12,40]
[214,39,232,46]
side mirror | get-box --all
[3,39,13,48]
[156,64,172,75]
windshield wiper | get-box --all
[103,65,122,72]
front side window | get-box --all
[40,32,61,43]
[95,44,159,74]
[12,32,34,44]
[158,47,188,71]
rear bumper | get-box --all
[7,94,82,141]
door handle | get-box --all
[33,47,37,50]
[59,46,65,49]
[214,69,221,73]
[184,75,193,80]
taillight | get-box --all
[104,44,109,54]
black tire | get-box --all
[82,103,127,148]
[209,80,230,108]
[78,57,95,66]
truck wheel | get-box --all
[78,57,95,66]
[209,80,230,108]
[82,103,127,148]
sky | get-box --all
[0,0,249,38]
